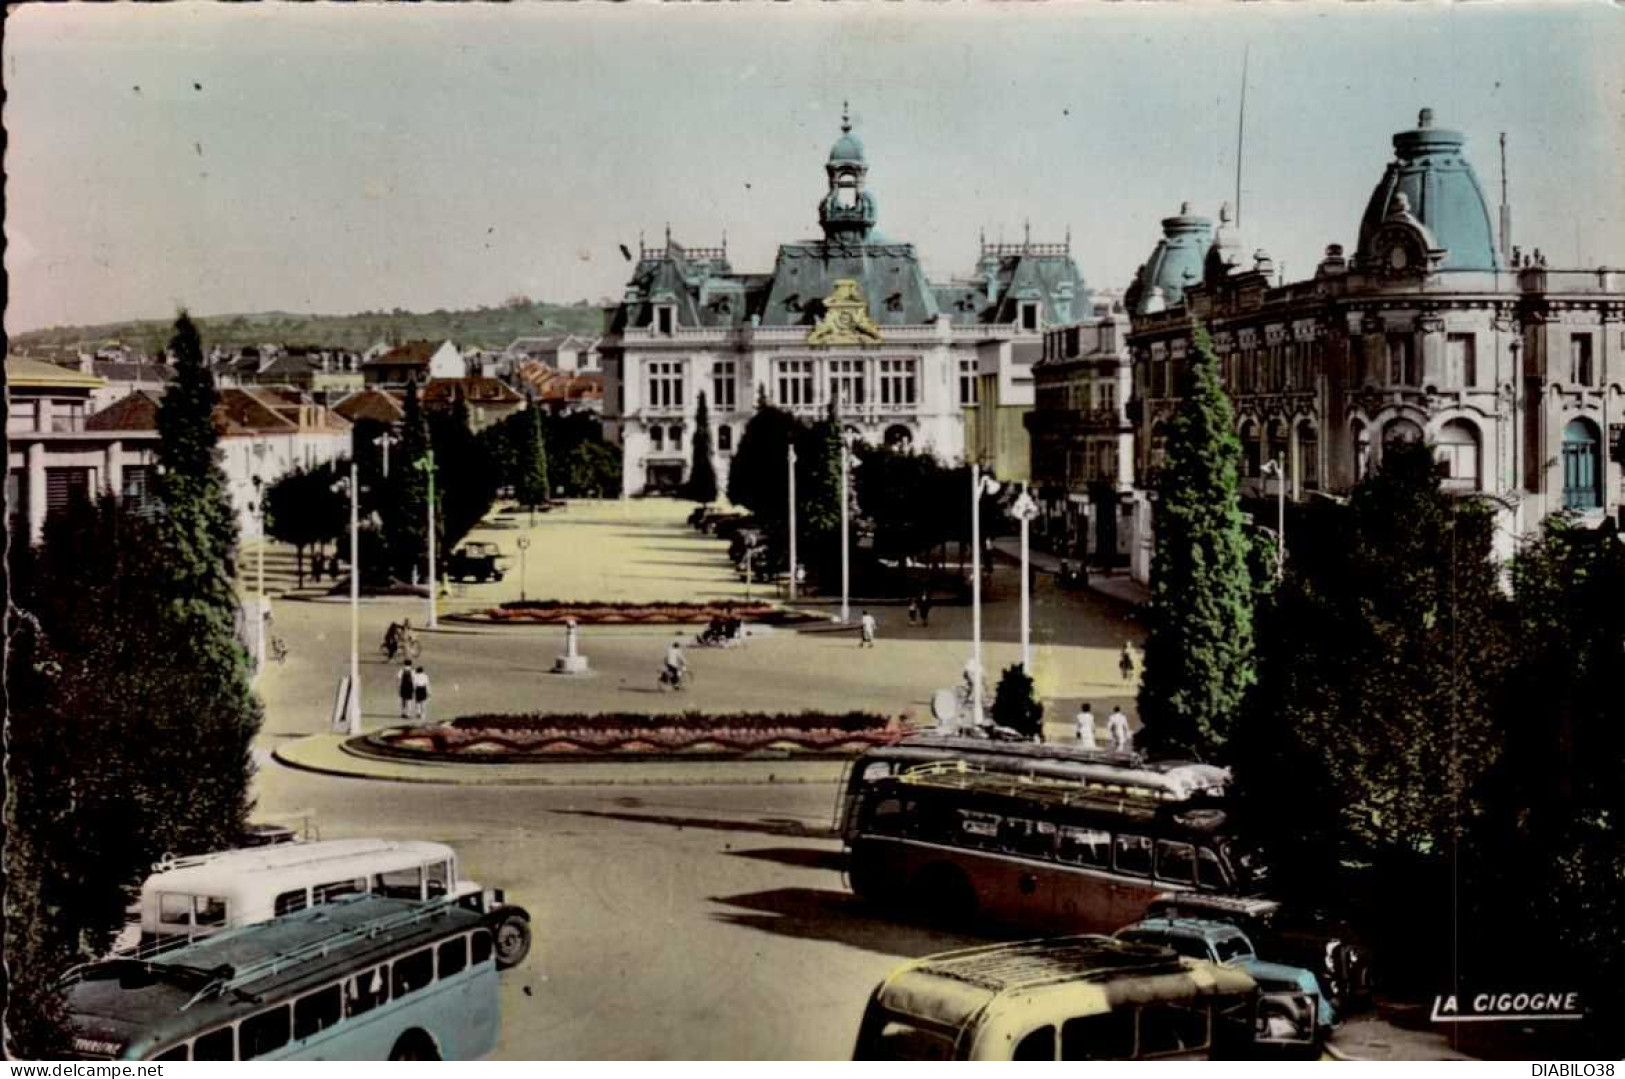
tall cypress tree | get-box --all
[515,402,551,516]
[430,386,494,552]
[725,393,800,533]
[1136,325,1255,760]
[385,379,434,581]
[683,392,720,503]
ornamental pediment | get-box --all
[806,279,884,347]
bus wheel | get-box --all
[916,865,976,927]
[493,912,532,969]
[388,1031,441,1061]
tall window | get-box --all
[655,306,675,335]
[1096,381,1118,414]
[1435,420,1481,492]
[959,358,978,406]
[645,360,685,412]
[1150,423,1169,476]
[1570,334,1594,386]
[711,361,737,412]
[1562,419,1602,510]
[879,359,917,408]
[1020,302,1040,333]
[717,425,733,453]
[1240,422,1262,478]
[829,359,866,409]
[1352,421,1371,480]
[650,426,664,452]
[1446,334,1477,388]
[1297,422,1320,490]
[1387,334,1417,386]
[775,360,815,407]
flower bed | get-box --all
[456,600,786,625]
[359,710,904,762]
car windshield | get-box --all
[1120,931,1210,961]
[1213,934,1254,963]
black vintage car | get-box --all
[447,541,506,583]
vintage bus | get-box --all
[836,735,1229,838]
[62,895,501,1061]
[844,761,1246,934]
[130,838,531,968]
[852,934,1318,1060]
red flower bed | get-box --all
[475,601,781,625]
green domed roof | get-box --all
[1126,203,1212,315]
[1357,109,1501,271]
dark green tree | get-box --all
[429,387,495,553]
[263,463,346,587]
[797,401,846,540]
[1136,325,1255,760]
[682,392,720,503]
[564,439,622,498]
[383,380,435,581]
[726,395,802,534]
[514,404,551,518]
[991,663,1045,740]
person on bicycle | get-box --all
[664,636,688,684]
[383,621,403,659]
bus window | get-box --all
[865,1021,955,1060]
[1138,1002,1210,1058]
[1013,1025,1055,1061]
[154,1044,189,1061]
[1000,818,1057,859]
[392,948,435,998]
[275,889,309,916]
[195,896,228,927]
[1196,848,1229,890]
[374,867,424,900]
[1114,834,1153,877]
[471,929,494,966]
[957,811,1001,849]
[239,1005,291,1060]
[438,937,468,978]
[1156,840,1197,885]
[1061,1011,1135,1060]
[193,1027,234,1061]
[1057,827,1111,867]
[294,985,342,1040]
[426,860,452,898]
[865,797,907,835]
[158,894,192,927]
[345,966,389,1018]
[314,878,364,904]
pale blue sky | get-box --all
[6,3,1623,334]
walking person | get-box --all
[412,665,431,723]
[918,593,932,628]
[1106,705,1132,753]
[859,609,877,648]
[907,597,919,627]
[397,661,415,719]
[1119,641,1138,684]
[1074,702,1097,750]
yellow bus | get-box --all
[852,935,1318,1060]
[845,761,1245,934]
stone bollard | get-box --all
[552,617,590,675]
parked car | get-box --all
[447,542,506,583]
[1143,891,1373,1014]
[1115,916,1338,1030]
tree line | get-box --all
[1137,325,1625,1023]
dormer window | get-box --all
[656,306,675,336]
[885,293,903,313]
[1020,302,1040,333]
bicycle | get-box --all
[657,665,691,692]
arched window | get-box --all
[1383,418,1423,448]
[1150,422,1169,476]
[883,424,913,451]
[717,424,733,453]
[1239,421,1262,478]
[1297,420,1320,490]
[1435,420,1481,492]
[1266,420,1289,480]
[1352,420,1371,481]
[1562,419,1602,510]
[650,426,664,452]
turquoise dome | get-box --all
[829,130,865,165]
[1127,203,1213,315]
[1357,109,1501,271]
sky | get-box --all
[5,2,1624,335]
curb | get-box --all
[270,734,850,788]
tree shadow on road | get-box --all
[551,808,837,839]
[708,887,982,960]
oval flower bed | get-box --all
[457,600,785,625]
[360,711,904,762]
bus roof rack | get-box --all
[895,760,1224,816]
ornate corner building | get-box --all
[600,109,1087,494]
[1123,109,1624,574]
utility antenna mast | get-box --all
[1499,132,1512,264]
[1235,44,1250,229]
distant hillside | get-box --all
[9,301,610,356]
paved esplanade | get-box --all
[249,498,1149,1058]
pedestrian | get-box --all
[1119,641,1137,683]
[397,661,415,719]
[919,593,932,628]
[907,597,919,627]
[859,609,877,648]
[413,665,431,723]
[1075,702,1097,749]
[1106,705,1132,753]
[311,552,323,584]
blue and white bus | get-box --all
[62,895,501,1061]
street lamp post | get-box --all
[839,439,851,624]
[251,475,267,673]
[516,536,531,603]
[374,430,400,478]
[415,450,440,628]
[1010,485,1040,673]
[1261,456,1285,578]
[332,461,362,734]
[787,444,798,602]
[970,463,1002,728]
